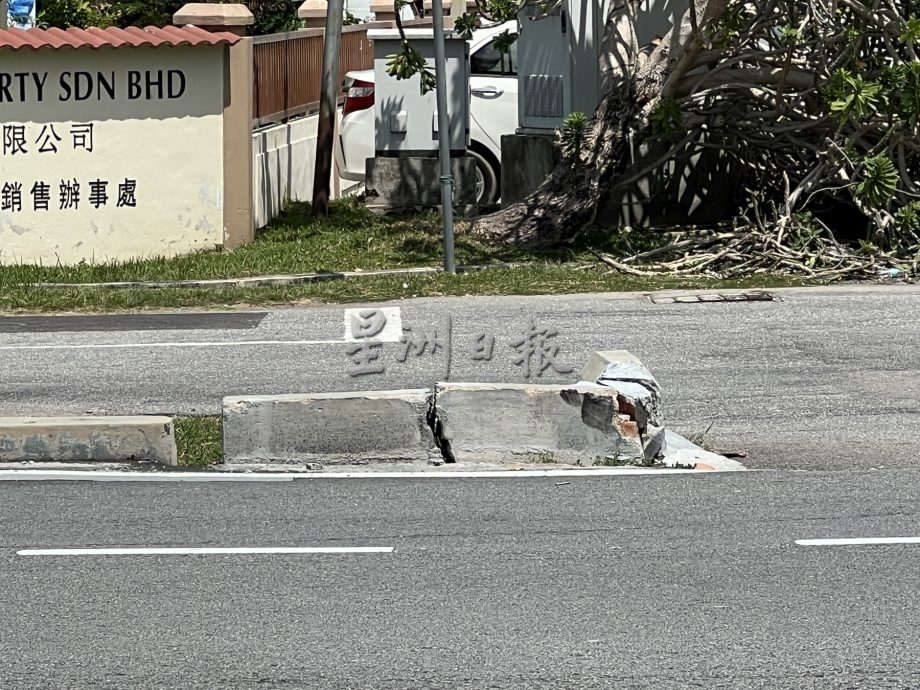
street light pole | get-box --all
[430,0,457,274]
[1,1,9,29]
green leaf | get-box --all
[559,111,590,162]
[895,201,920,233]
[900,62,920,127]
[483,0,519,23]
[779,25,801,47]
[649,99,683,134]
[714,1,752,48]
[826,72,883,122]
[855,156,900,209]
[900,17,920,44]
[454,12,478,39]
[492,30,518,55]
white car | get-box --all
[335,21,519,204]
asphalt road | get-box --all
[1,284,919,469]
[3,470,920,689]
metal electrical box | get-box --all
[516,0,676,130]
[517,0,604,130]
[369,28,471,154]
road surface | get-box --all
[1,285,918,469]
[2,470,920,689]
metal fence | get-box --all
[251,19,437,128]
[252,25,374,128]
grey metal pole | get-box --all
[431,0,457,274]
[312,0,346,217]
[1,0,9,29]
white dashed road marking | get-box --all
[796,537,920,547]
[17,546,394,557]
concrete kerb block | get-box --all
[0,416,177,465]
[433,382,646,465]
[222,389,438,465]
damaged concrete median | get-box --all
[220,350,744,471]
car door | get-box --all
[469,32,519,154]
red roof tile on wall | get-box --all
[0,25,241,51]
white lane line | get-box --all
[0,471,296,482]
[0,467,719,482]
[0,339,343,351]
[796,537,920,547]
[17,546,394,557]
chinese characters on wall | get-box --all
[1,122,138,213]
[345,308,574,381]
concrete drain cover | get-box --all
[649,290,775,304]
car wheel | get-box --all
[467,148,500,205]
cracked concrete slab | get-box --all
[433,382,646,465]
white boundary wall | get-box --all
[252,114,361,228]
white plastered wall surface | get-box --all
[0,44,225,265]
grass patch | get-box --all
[592,455,661,468]
[175,416,223,467]
[0,265,820,314]
[0,198,561,285]
[0,197,826,313]
[685,421,718,452]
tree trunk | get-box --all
[472,0,729,248]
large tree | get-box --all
[453,0,920,274]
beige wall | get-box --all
[0,45,226,265]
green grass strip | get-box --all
[175,416,223,467]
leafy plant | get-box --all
[826,70,884,122]
[386,41,437,94]
[895,201,920,234]
[492,29,518,55]
[855,155,900,209]
[559,111,590,162]
[37,0,301,34]
[453,11,478,39]
[714,0,752,48]
[479,0,519,23]
[900,17,920,45]
[649,99,683,134]
[38,0,113,28]
[899,62,920,128]
[779,24,802,46]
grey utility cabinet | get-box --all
[369,28,471,154]
[516,0,677,130]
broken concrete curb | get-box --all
[219,349,745,471]
[0,416,177,465]
[221,389,437,465]
[580,350,664,426]
[433,382,647,465]
[660,430,745,471]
